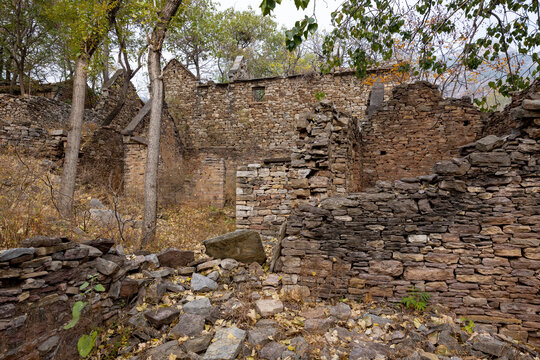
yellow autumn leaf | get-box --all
[288,345,296,351]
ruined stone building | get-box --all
[1,58,539,345]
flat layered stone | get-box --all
[203,326,246,360]
[203,230,266,264]
[0,248,34,263]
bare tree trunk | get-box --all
[141,0,183,247]
[58,56,89,217]
[56,0,122,217]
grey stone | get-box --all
[432,158,471,175]
[63,247,89,260]
[475,135,504,151]
[144,307,180,328]
[182,333,214,354]
[90,198,106,209]
[472,334,506,356]
[84,238,115,254]
[362,313,393,326]
[0,248,34,262]
[259,341,286,360]
[329,302,351,321]
[247,326,278,346]
[349,340,389,359]
[146,281,167,303]
[304,318,335,333]
[206,271,220,282]
[95,257,120,276]
[169,314,205,338]
[220,258,239,270]
[145,253,160,267]
[0,304,16,319]
[90,208,123,226]
[79,244,103,257]
[203,326,246,360]
[183,298,213,317]
[37,335,60,353]
[191,273,218,292]
[146,340,186,360]
[22,236,63,248]
[203,229,266,264]
[164,281,185,293]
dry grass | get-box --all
[0,151,235,252]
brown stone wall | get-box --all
[164,65,396,158]
[163,61,401,205]
[359,81,485,189]
[193,156,226,208]
[277,107,540,344]
[236,104,360,237]
[123,138,148,198]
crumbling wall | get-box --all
[0,237,154,360]
[360,81,485,189]
[236,103,360,237]
[164,60,400,204]
[276,98,540,344]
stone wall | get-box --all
[0,237,154,359]
[192,156,226,208]
[236,103,360,237]
[164,60,399,203]
[236,160,292,238]
[276,98,540,345]
[359,81,485,189]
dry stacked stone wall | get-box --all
[360,81,485,189]
[236,103,360,237]
[276,97,540,345]
[0,237,157,360]
[163,60,399,202]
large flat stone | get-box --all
[157,248,195,268]
[204,326,246,360]
[0,248,34,262]
[203,230,266,264]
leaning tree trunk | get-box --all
[141,0,183,247]
[58,55,89,217]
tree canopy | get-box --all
[261,0,539,107]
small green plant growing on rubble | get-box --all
[461,317,475,334]
[63,273,105,357]
[401,286,431,312]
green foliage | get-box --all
[461,317,475,334]
[260,0,539,100]
[78,330,98,358]
[401,287,431,312]
[63,300,87,330]
[314,90,325,101]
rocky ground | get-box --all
[91,252,540,360]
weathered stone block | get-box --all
[204,230,266,264]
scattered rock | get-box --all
[203,326,246,360]
[259,341,286,360]
[183,298,213,317]
[143,307,180,328]
[255,299,284,317]
[95,257,120,276]
[169,314,205,338]
[191,273,218,292]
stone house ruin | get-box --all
[1,55,539,346]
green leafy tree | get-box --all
[0,0,56,95]
[261,0,539,102]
